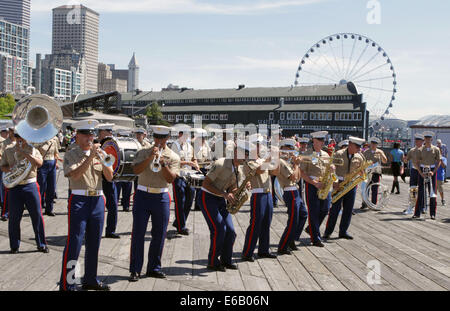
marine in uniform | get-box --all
[60,120,113,291]
[133,128,151,194]
[36,136,60,216]
[300,131,331,248]
[129,125,180,281]
[199,140,248,271]
[211,128,234,160]
[361,137,387,209]
[115,131,133,212]
[171,128,198,235]
[403,133,424,214]
[1,130,48,254]
[275,138,305,254]
[98,124,120,239]
[323,137,365,240]
[413,131,441,220]
[241,135,277,261]
[192,128,212,210]
[1,125,15,221]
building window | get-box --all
[310,112,316,120]
[176,114,183,122]
[335,112,340,121]
[303,112,308,120]
[202,114,209,120]
[269,112,274,120]
[280,112,285,121]
[327,112,332,121]
[287,112,292,120]
[220,114,228,121]
[211,114,219,121]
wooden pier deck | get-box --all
[0,174,449,291]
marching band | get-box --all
[0,94,446,291]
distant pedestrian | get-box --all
[389,143,404,194]
[437,156,447,206]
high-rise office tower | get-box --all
[52,5,99,93]
[0,0,31,28]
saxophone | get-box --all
[331,159,373,204]
[317,150,338,200]
[226,165,257,215]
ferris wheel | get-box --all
[294,33,397,120]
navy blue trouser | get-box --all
[116,181,132,210]
[200,190,236,267]
[1,183,8,219]
[242,192,273,257]
[102,180,118,235]
[0,171,3,208]
[410,168,419,187]
[37,160,57,213]
[415,168,438,217]
[130,190,170,274]
[172,177,195,232]
[294,191,308,241]
[8,182,47,250]
[324,187,357,237]
[278,190,301,251]
[59,194,105,290]
[304,183,330,243]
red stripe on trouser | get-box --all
[36,183,47,245]
[202,192,217,267]
[244,193,258,257]
[280,191,295,250]
[305,183,314,242]
[172,182,181,230]
[62,194,74,290]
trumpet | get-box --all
[91,143,115,167]
[150,145,163,173]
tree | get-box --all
[146,101,169,126]
[0,94,16,119]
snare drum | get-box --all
[101,137,142,181]
[187,173,205,189]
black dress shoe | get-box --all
[105,233,120,239]
[304,226,310,235]
[1,216,7,222]
[412,215,420,219]
[146,271,166,278]
[178,228,189,236]
[277,249,292,255]
[129,272,140,282]
[312,241,325,247]
[45,211,56,217]
[288,241,298,251]
[123,208,130,212]
[258,253,277,259]
[82,282,111,291]
[430,215,436,220]
[322,234,330,240]
[222,263,238,270]
[338,233,354,240]
[38,246,50,253]
[207,265,226,272]
[10,248,18,254]
[241,255,255,262]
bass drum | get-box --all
[101,137,142,181]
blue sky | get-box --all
[30,0,450,120]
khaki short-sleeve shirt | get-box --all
[243,160,271,191]
[206,158,238,192]
[64,145,103,191]
[300,150,329,178]
[277,158,297,189]
[418,145,441,166]
[133,144,180,188]
[37,137,60,160]
[334,148,365,179]
[406,147,421,170]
